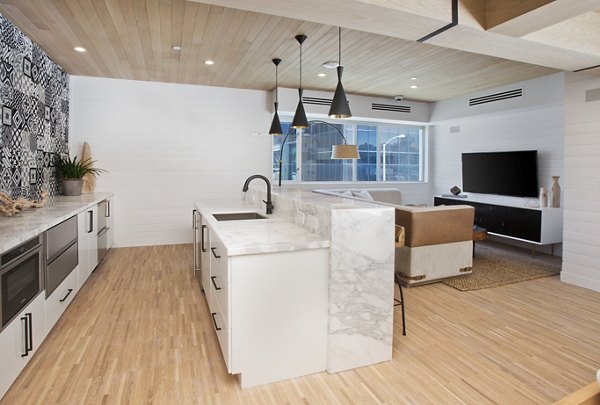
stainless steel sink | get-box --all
[213,212,267,221]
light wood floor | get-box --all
[2,243,600,404]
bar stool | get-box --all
[395,225,407,336]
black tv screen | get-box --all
[462,150,538,197]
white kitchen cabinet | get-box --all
[206,227,329,388]
[45,265,79,334]
[77,205,98,288]
[0,293,46,399]
[105,197,114,249]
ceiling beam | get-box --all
[485,0,600,37]
[189,0,600,71]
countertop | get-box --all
[0,192,113,253]
[195,201,330,256]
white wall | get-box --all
[561,72,600,292]
[429,73,565,253]
[70,76,271,247]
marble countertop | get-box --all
[0,192,113,253]
[195,201,329,256]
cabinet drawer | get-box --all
[45,266,78,333]
[209,293,230,372]
[46,215,77,262]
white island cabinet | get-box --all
[197,204,330,388]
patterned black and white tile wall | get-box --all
[0,13,69,199]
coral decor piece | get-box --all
[0,188,48,217]
[81,142,96,193]
[551,176,561,208]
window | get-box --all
[272,119,425,183]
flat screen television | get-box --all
[461,150,538,197]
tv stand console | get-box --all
[434,196,563,246]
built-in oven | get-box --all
[0,235,43,331]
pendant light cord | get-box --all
[338,27,341,66]
[275,64,278,102]
[300,41,303,89]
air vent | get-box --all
[469,89,522,106]
[303,97,331,106]
[371,103,411,113]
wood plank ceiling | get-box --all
[0,0,579,102]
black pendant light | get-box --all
[329,27,352,118]
[269,58,283,135]
[292,34,309,129]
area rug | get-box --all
[442,242,561,291]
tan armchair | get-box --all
[395,205,475,286]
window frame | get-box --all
[272,117,428,184]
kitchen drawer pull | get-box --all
[21,315,29,357]
[201,225,207,252]
[88,210,94,233]
[60,288,74,302]
[211,247,221,258]
[26,313,33,353]
[210,276,222,291]
[211,312,222,331]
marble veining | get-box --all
[328,207,395,372]
[0,192,113,253]
[244,186,395,372]
[194,201,329,256]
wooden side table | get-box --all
[472,226,488,257]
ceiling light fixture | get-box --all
[204,60,214,65]
[410,85,419,89]
[328,27,352,119]
[291,34,308,129]
[318,73,326,77]
[269,58,283,135]
[322,61,339,69]
[172,46,182,51]
[74,46,86,53]
[410,77,418,80]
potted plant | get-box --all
[55,154,105,196]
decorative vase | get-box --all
[539,187,548,207]
[551,176,561,208]
[62,179,83,196]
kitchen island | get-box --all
[195,187,395,387]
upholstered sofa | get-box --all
[313,188,475,286]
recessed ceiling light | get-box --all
[410,85,419,89]
[322,61,339,69]
[318,73,326,77]
[410,77,418,80]
[204,60,214,65]
[74,46,87,53]
[172,45,182,51]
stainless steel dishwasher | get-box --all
[45,216,78,297]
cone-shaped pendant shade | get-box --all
[292,88,308,128]
[329,66,352,118]
[269,102,283,135]
[331,144,359,159]
[269,58,283,135]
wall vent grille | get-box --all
[469,89,523,106]
[371,103,411,113]
[302,97,331,106]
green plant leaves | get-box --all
[55,155,106,180]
